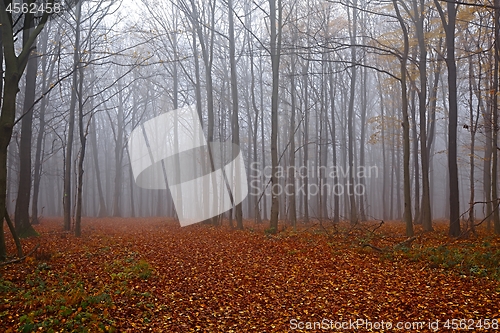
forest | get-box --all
[1,0,500,331]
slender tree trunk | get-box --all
[64,0,82,231]
[247,3,262,223]
[269,0,282,233]
[260,57,268,221]
[75,57,86,237]
[394,0,414,236]
[329,63,340,223]
[14,34,38,237]
[358,8,368,221]
[90,117,107,217]
[319,47,328,221]
[493,0,500,233]
[228,0,243,229]
[377,74,388,220]
[359,60,368,221]
[390,120,395,220]
[192,0,218,225]
[341,88,349,219]
[192,26,202,122]
[288,40,297,227]
[112,91,124,217]
[470,44,489,228]
[0,22,3,102]
[435,0,460,236]
[484,81,493,229]
[467,53,477,234]
[346,0,359,224]
[413,0,432,231]
[302,61,310,223]
[32,28,55,225]
[426,38,442,159]
[409,85,420,223]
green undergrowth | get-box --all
[392,241,500,280]
[0,252,154,332]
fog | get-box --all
[2,0,498,238]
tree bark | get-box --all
[14,34,38,237]
[64,0,82,230]
[413,0,432,231]
[75,51,86,237]
[393,0,414,236]
[269,0,282,233]
[347,0,358,224]
[228,0,243,229]
[434,0,460,236]
[329,63,340,223]
[32,28,56,225]
[492,0,500,233]
[0,1,53,259]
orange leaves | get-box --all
[0,218,500,331]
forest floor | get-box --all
[1,218,500,332]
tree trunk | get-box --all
[412,0,432,231]
[260,56,268,221]
[228,0,243,230]
[90,117,107,216]
[393,0,414,236]
[358,62,368,221]
[75,55,86,237]
[377,74,388,220]
[329,63,340,223]
[0,1,52,259]
[467,52,477,234]
[14,36,38,237]
[64,0,82,230]
[492,0,500,234]
[287,20,298,227]
[347,0,358,224]
[32,28,55,225]
[435,0,461,236]
[302,60,310,223]
[192,0,218,225]
[410,84,420,223]
[112,91,124,217]
[269,0,282,233]
[0,77,19,260]
[247,3,262,223]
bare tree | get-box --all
[393,0,414,237]
[14,12,39,237]
[269,0,282,233]
[0,0,54,259]
[434,0,460,237]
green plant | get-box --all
[264,227,276,235]
[131,260,153,279]
[0,278,16,293]
[394,243,500,280]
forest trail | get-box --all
[1,218,499,332]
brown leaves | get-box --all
[0,218,499,332]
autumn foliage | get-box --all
[1,218,500,332]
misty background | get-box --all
[2,0,497,235]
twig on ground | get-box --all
[362,243,384,252]
[0,244,40,267]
